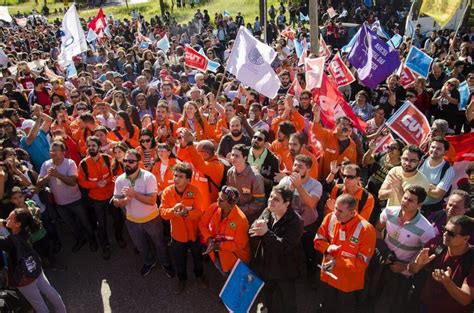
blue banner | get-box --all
[219,260,264,313]
[387,33,403,49]
[347,24,400,89]
[459,80,470,110]
[405,46,433,78]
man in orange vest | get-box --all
[78,136,116,260]
[160,163,206,295]
[314,194,376,313]
[311,105,357,179]
[199,186,250,274]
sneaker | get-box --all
[173,280,186,295]
[162,265,175,278]
[102,246,111,260]
[89,239,98,252]
[140,262,157,277]
[72,238,87,253]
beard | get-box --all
[89,149,99,157]
[402,164,417,173]
[231,129,242,137]
[125,165,139,176]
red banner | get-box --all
[399,65,416,89]
[184,46,208,72]
[374,133,395,153]
[328,53,355,87]
[386,101,430,145]
[88,8,106,34]
[288,77,302,100]
[312,73,367,131]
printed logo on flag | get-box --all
[405,46,433,78]
[386,101,431,145]
[328,53,355,87]
[248,48,264,65]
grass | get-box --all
[4,0,283,25]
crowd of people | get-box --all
[0,0,473,312]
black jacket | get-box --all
[251,208,303,281]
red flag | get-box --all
[328,53,355,87]
[319,36,331,61]
[312,73,367,131]
[399,65,416,89]
[385,101,430,145]
[281,26,295,40]
[374,134,395,153]
[446,133,474,188]
[184,46,208,71]
[88,8,106,34]
[288,77,302,99]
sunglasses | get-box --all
[252,136,264,142]
[140,138,151,143]
[123,159,138,164]
[341,174,357,180]
[442,227,461,237]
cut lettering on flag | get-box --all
[458,80,470,110]
[420,0,463,28]
[0,6,12,23]
[398,65,417,89]
[185,46,208,72]
[156,34,170,52]
[312,73,367,131]
[374,133,395,154]
[348,24,400,89]
[328,53,355,87]
[226,26,280,99]
[385,101,430,145]
[305,57,325,90]
[405,46,433,78]
[58,5,88,69]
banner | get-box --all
[420,0,463,28]
[446,133,474,189]
[58,5,88,68]
[348,24,400,89]
[227,26,280,99]
[458,80,470,110]
[385,101,431,145]
[288,77,303,100]
[305,57,325,90]
[399,65,417,89]
[312,73,367,131]
[219,260,264,313]
[185,46,208,71]
[0,6,12,23]
[405,46,433,78]
[374,133,395,153]
[328,53,355,87]
[88,7,107,35]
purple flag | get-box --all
[347,24,400,89]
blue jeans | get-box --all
[126,217,171,267]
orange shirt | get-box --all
[199,203,250,272]
[281,148,319,180]
[214,118,229,142]
[151,158,179,193]
[270,110,305,135]
[160,183,204,243]
[312,122,357,179]
[72,126,97,157]
[77,154,114,201]
[177,117,212,141]
[107,126,140,148]
[147,119,177,143]
[326,184,375,221]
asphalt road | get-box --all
[45,223,317,313]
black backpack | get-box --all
[80,154,112,180]
[10,234,42,287]
[205,157,231,192]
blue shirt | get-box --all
[20,129,50,172]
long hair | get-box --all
[115,111,135,138]
[12,207,41,233]
[184,101,204,131]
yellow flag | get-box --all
[420,0,463,28]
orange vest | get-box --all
[199,203,250,272]
[327,185,375,221]
[151,158,179,192]
[107,126,140,148]
[77,154,114,201]
[177,117,212,141]
[314,213,376,292]
[160,184,204,242]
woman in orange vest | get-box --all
[177,101,211,141]
[111,142,128,181]
[107,111,140,148]
[136,129,157,171]
[200,186,250,274]
[151,142,180,198]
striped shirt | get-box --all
[380,206,435,275]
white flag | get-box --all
[58,5,87,69]
[0,6,12,23]
[304,57,325,90]
[156,34,170,53]
[226,27,280,99]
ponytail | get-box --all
[13,208,42,233]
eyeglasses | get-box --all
[123,159,138,164]
[140,138,151,143]
[252,136,264,142]
[442,227,461,237]
[341,174,357,180]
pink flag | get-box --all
[305,57,325,90]
[374,133,395,153]
[288,77,303,100]
[88,8,106,35]
[328,53,355,87]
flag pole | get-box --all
[447,0,471,56]
[216,64,228,96]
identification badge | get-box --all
[339,231,346,241]
[242,187,251,194]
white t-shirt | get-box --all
[419,159,455,205]
[39,158,82,206]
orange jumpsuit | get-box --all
[326,184,375,221]
[107,126,140,148]
[314,212,376,292]
[199,203,250,272]
[77,154,114,200]
[271,110,306,135]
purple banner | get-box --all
[347,24,400,89]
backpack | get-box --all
[420,156,452,194]
[335,185,369,215]
[204,157,231,192]
[10,235,42,287]
[80,154,112,180]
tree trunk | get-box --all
[159,0,165,16]
[125,0,129,9]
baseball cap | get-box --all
[21,119,35,130]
